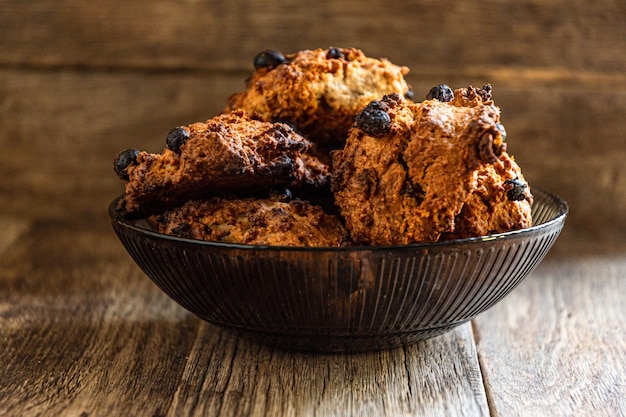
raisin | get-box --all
[253,50,287,70]
[113,148,140,181]
[426,84,454,102]
[504,178,528,201]
[166,127,189,154]
[326,47,344,59]
[356,100,391,137]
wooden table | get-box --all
[0,215,624,416]
[1,0,625,415]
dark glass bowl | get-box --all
[109,188,567,353]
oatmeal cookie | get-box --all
[226,47,412,151]
[114,110,328,218]
[332,85,530,245]
[155,196,348,247]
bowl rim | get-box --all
[109,187,568,253]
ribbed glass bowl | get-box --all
[109,188,567,353]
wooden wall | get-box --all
[1,0,625,248]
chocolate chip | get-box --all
[113,148,140,181]
[326,47,344,59]
[356,100,391,137]
[504,178,528,201]
[253,50,287,70]
[426,84,454,102]
[166,127,189,154]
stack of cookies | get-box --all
[114,47,532,247]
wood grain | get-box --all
[0,219,490,417]
[0,0,624,415]
[0,219,201,416]
[0,218,30,256]
[474,251,626,417]
[0,68,240,221]
[166,324,489,417]
[1,0,624,74]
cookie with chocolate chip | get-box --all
[331,86,529,245]
[114,110,328,218]
[226,47,412,152]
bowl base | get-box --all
[223,323,463,353]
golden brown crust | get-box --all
[117,110,329,218]
[113,45,533,248]
[226,47,412,150]
[442,153,533,240]
[331,88,528,245]
[155,197,348,247]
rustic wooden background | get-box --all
[1,1,625,416]
[1,0,625,243]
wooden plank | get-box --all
[165,323,489,417]
[0,68,242,221]
[0,0,624,74]
[0,218,30,256]
[0,219,200,416]
[473,245,626,417]
[0,219,491,416]
[0,1,624,415]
